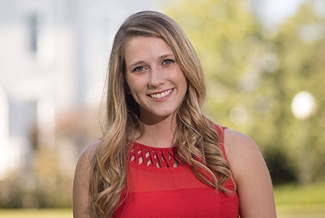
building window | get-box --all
[28,13,39,52]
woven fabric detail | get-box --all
[128,143,181,168]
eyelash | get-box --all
[162,59,174,65]
[133,66,145,72]
[132,59,175,72]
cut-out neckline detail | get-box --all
[128,142,181,168]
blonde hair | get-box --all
[90,11,231,217]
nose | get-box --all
[148,67,165,88]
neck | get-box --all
[135,119,178,148]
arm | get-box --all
[73,141,99,218]
[224,129,276,218]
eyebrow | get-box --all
[128,53,175,68]
[159,53,174,59]
[129,61,146,68]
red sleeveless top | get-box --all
[114,126,239,217]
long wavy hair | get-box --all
[89,11,231,217]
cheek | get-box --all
[125,73,148,91]
[177,72,188,89]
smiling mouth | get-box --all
[149,89,173,99]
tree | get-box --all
[164,0,325,184]
[258,0,325,183]
[164,0,263,133]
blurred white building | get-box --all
[0,0,162,179]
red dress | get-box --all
[114,126,239,217]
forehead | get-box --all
[125,36,173,59]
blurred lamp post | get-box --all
[291,91,317,185]
[291,91,317,120]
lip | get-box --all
[147,88,174,100]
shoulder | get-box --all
[223,128,259,158]
[223,129,276,217]
[73,140,101,217]
[73,139,100,188]
[74,140,102,184]
[76,140,100,168]
[74,139,101,187]
[223,129,264,181]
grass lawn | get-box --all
[1,182,324,217]
[274,182,325,205]
[0,208,72,218]
[1,206,325,218]
[275,182,325,217]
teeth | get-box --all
[150,89,172,99]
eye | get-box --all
[162,59,174,65]
[133,66,145,72]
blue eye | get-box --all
[133,66,145,72]
[162,59,174,65]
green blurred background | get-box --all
[0,0,324,217]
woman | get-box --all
[73,11,276,218]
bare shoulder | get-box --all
[223,129,261,161]
[73,140,100,188]
[73,140,101,218]
[224,128,257,149]
[223,129,276,218]
[77,140,101,167]
[223,129,265,181]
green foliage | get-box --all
[263,147,297,184]
[0,107,100,208]
[258,0,325,183]
[0,148,72,208]
[165,0,262,133]
[164,0,325,184]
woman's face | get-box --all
[124,36,187,124]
